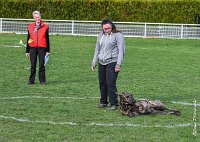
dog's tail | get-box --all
[168,109,181,116]
[164,108,181,116]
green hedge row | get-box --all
[0,0,200,24]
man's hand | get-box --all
[25,53,30,59]
[46,52,50,57]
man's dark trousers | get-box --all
[29,48,46,83]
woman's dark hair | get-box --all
[101,18,120,33]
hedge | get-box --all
[0,0,200,24]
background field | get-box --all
[0,34,199,142]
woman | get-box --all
[91,18,125,111]
[26,11,50,85]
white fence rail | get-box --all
[0,18,200,39]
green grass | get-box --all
[0,34,199,142]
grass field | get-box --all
[0,34,199,142]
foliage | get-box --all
[0,0,200,23]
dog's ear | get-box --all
[125,92,132,98]
[128,92,133,97]
[118,92,125,97]
[126,92,136,104]
[128,92,135,100]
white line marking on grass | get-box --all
[0,115,77,125]
[1,45,21,48]
[0,96,199,106]
[0,115,195,128]
[192,100,197,136]
[0,96,99,100]
[86,122,193,128]
[23,67,30,70]
[171,101,200,106]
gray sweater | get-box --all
[92,32,125,68]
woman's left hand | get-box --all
[115,67,120,72]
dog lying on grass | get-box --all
[119,92,181,117]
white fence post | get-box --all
[181,24,184,39]
[72,20,74,35]
[144,23,147,37]
[0,18,2,34]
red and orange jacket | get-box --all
[26,21,50,53]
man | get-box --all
[26,11,50,85]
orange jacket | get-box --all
[28,21,49,48]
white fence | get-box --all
[0,18,200,39]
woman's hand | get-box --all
[115,67,120,72]
[91,66,96,71]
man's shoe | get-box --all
[97,103,107,108]
[107,105,118,111]
[27,82,34,85]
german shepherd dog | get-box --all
[119,92,180,117]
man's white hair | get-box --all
[32,11,41,19]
